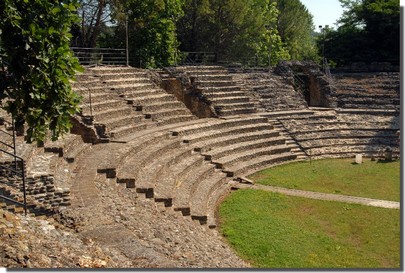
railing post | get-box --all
[11,119,17,171]
[88,88,93,117]
[126,13,129,66]
[21,161,27,216]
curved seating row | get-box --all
[104,115,296,227]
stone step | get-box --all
[155,115,197,127]
[191,74,233,81]
[210,96,251,104]
[300,138,398,150]
[194,129,280,153]
[82,92,119,103]
[176,65,227,73]
[202,136,287,161]
[172,116,268,136]
[225,152,297,177]
[198,86,241,93]
[336,92,399,99]
[205,180,238,228]
[117,139,182,196]
[136,145,193,205]
[306,145,398,157]
[97,131,173,171]
[110,122,151,139]
[95,114,144,131]
[182,123,274,145]
[110,84,157,93]
[173,162,218,216]
[96,72,148,80]
[213,144,291,169]
[140,101,185,112]
[336,108,399,116]
[197,80,236,88]
[83,66,141,75]
[259,110,315,119]
[289,127,398,137]
[89,100,128,112]
[133,142,189,197]
[190,174,228,225]
[149,108,192,119]
[216,107,256,116]
[204,91,249,98]
[153,153,204,205]
[127,93,176,104]
[90,107,135,122]
[339,104,399,110]
[284,122,398,132]
[104,78,151,86]
[215,101,255,110]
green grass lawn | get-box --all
[248,158,400,201]
[219,189,401,268]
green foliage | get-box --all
[319,0,400,66]
[277,0,318,61]
[126,0,184,67]
[249,158,400,201]
[0,0,83,143]
[177,0,291,65]
[96,0,319,66]
[219,189,400,268]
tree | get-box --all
[177,0,290,65]
[72,0,121,47]
[319,0,400,66]
[276,0,318,61]
[125,0,184,67]
[0,0,83,143]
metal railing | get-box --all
[323,58,334,85]
[71,47,126,66]
[72,81,93,125]
[177,52,217,66]
[0,119,27,215]
[276,64,306,94]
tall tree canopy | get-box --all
[319,0,400,66]
[75,0,319,66]
[0,0,82,143]
[276,0,318,61]
[125,0,184,67]
[177,0,291,65]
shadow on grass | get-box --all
[376,159,400,164]
[350,159,400,165]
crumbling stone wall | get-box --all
[0,161,71,213]
[161,74,217,118]
[276,61,337,108]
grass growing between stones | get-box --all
[248,158,400,201]
[219,189,400,268]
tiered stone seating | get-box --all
[264,108,400,159]
[73,66,197,140]
[174,66,257,116]
[2,65,401,235]
[113,116,296,227]
[235,72,308,111]
[333,72,400,109]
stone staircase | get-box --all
[262,108,400,159]
[73,66,197,141]
[0,109,95,216]
[173,66,257,117]
[233,71,308,112]
[333,72,400,110]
